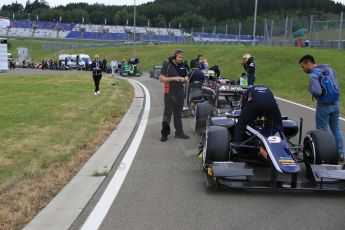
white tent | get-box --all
[0,18,10,28]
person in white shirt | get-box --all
[110,58,118,77]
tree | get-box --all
[68,9,89,24]
[113,8,130,25]
[24,0,49,13]
[1,2,24,14]
[153,15,166,27]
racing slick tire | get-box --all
[303,128,338,165]
[194,102,213,134]
[189,88,202,102]
[189,88,203,117]
[203,126,230,164]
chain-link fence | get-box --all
[8,13,345,51]
[180,13,345,49]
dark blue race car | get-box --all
[199,86,345,191]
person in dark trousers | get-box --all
[159,49,189,142]
[102,58,107,72]
[75,55,80,70]
[234,85,283,143]
[299,55,344,161]
[91,54,103,95]
[242,53,256,85]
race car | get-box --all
[182,69,219,118]
[199,89,345,191]
[120,58,142,77]
[194,85,247,134]
[149,65,162,79]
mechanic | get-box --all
[190,54,203,69]
[188,66,205,83]
[299,54,344,162]
[159,49,189,142]
[234,85,283,143]
[242,53,256,85]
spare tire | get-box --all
[203,126,230,164]
[303,128,338,165]
[194,102,213,134]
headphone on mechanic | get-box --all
[171,49,184,59]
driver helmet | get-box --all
[242,53,252,64]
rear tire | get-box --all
[194,102,213,134]
[189,88,202,102]
[303,128,338,165]
[203,126,230,165]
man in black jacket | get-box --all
[159,49,189,141]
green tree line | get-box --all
[1,0,344,30]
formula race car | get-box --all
[119,58,142,77]
[194,84,247,134]
[199,86,345,191]
[149,65,162,79]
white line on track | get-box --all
[81,80,150,230]
[275,96,345,122]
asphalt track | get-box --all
[70,73,345,230]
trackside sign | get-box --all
[0,38,8,71]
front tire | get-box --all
[203,126,230,166]
[303,128,338,165]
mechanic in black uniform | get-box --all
[242,53,256,85]
[234,85,283,143]
[188,67,205,83]
[159,49,189,142]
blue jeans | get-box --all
[316,102,345,156]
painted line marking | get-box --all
[81,80,150,230]
[275,96,345,122]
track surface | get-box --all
[84,74,345,230]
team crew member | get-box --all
[234,85,283,143]
[91,54,103,95]
[188,67,205,83]
[299,55,344,161]
[159,49,189,142]
[242,53,256,85]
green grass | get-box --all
[8,39,60,62]
[7,40,345,112]
[0,72,132,187]
[62,44,345,113]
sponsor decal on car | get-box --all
[279,157,297,166]
[267,136,281,143]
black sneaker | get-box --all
[175,133,189,139]
[160,135,168,142]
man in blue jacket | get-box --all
[299,54,344,161]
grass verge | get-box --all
[0,72,133,229]
[7,39,345,113]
